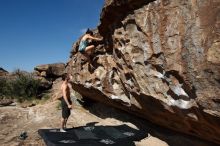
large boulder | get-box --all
[36,77,53,91]
[34,63,65,78]
[34,63,65,92]
[67,0,220,144]
[0,99,13,106]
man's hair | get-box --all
[86,28,93,35]
[62,73,69,81]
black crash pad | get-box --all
[38,124,148,146]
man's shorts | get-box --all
[61,97,72,119]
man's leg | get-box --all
[64,118,68,129]
[82,52,91,63]
[85,45,95,55]
[64,107,70,129]
[60,104,67,132]
[60,118,66,132]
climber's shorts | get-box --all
[79,41,87,53]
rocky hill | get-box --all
[67,0,220,144]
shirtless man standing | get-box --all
[60,73,73,132]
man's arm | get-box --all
[68,83,73,89]
[62,84,72,108]
[88,35,102,41]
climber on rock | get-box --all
[78,28,102,60]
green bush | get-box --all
[0,77,13,98]
[0,70,41,101]
[13,73,41,100]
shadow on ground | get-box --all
[38,122,147,146]
[38,98,218,146]
[82,99,219,146]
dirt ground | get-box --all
[0,100,218,146]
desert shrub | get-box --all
[0,69,41,101]
[12,73,40,101]
[0,77,13,98]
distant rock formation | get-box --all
[34,63,65,78]
[34,63,65,90]
[67,0,220,144]
[0,67,8,76]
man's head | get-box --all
[86,28,93,36]
[62,73,72,81]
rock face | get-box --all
[67,0,220,144]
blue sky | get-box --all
[0,0,104,72]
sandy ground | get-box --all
[0,101,218,146]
